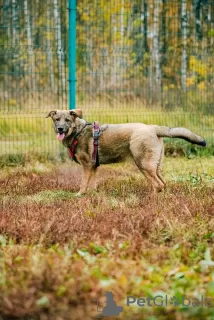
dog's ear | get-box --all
[69,109,83,119]
[46,110,57,118]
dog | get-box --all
[47,109,206,195]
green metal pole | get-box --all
[68,0,76,110]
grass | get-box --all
[0,157,214,319]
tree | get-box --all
[181,0,188,91]
[53,0,66,92]
[47,0,55,92]
[24,0,36,91]
[153,0,162,97]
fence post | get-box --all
[68,0,76,110]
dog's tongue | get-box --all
[57,133,65,141]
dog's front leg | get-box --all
[78,166,94,195]
[90,167,98,191]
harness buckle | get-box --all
[93,121,100,138]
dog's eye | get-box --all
[65,119,70,122]
[55,118,60,121]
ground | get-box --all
[0,156,213,319]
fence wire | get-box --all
[0,0,214,157]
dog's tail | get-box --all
[155,126,206,147]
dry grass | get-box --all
[0,158,214,319]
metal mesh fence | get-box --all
[0,0,68,156]
[0,0,214,157]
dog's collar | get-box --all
[68,121,100,167]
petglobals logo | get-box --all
[96,291,123,318]
[126,295,213,308]
[95,292,213,318]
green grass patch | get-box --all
[25,190,76,204]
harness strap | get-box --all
[92,121,100,167]
[68,139,78,163]
[68,122,91,164]
[67,121,100,167]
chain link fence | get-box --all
[0,0,214,157]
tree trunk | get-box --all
[153,0,162,101]
[161,0,166,57]
[140,0,149,76]
[53,0,66,92]
[24,0,36,91]
[195,0,202,41]
[47,0,55,92]
[143,0,149,53]
[12,0,18,47]
[181,0,188,91]
[3,0,10,93]
[149,1,154,105]
[120,0,124,47]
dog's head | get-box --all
[46,109,83,141]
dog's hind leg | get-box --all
[157,167,165,187]
[134,157,165,193]
[156,144,166,187]
[130,137,164,193]
[142,167,165,193]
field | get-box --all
[0,155,214,319]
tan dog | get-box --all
[47,109,206,195]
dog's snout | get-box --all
[58,127,64,133]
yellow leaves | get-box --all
[46,32,53,41]
[189,56,208,78]
[8,99,17,106]
[103,11,111,21]
[119,274,128,288]
[123,2,132,9]
[169,84,175,89]
[100,0,106,7]
[186,76,206,91]
[197,81,206,91]
[82,13,90,21]
[56,285,67,297]
[164,66,174,77]
[148,273,164,284]
[114,31,122,42]
[186,77,195,87]
[84,210,97,218]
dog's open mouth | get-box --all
[57,133,65,141]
